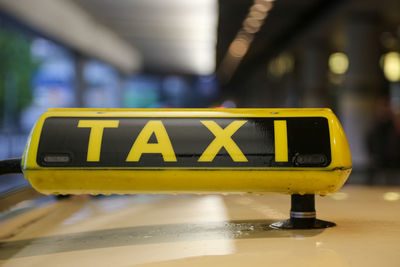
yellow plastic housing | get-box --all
[21,108,352,195]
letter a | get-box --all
[126,120,177,162]
[199,120,247,162]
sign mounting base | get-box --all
[270,194,336,229]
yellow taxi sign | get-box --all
[22,108,352,195]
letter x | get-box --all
[199,120,247,162]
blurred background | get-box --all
[0,0,399,198]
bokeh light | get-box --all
[329,52,349,75]
[382,52,400,82]
[267,53,294,79]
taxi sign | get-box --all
[22,108,352,196]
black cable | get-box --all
[0,158,22,175]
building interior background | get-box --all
[0,0,399,196]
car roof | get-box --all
[0,185,399,266]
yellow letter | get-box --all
[274,120,288,162]
[199,120,247,162]
[78,120,119,162]
[126,120,176,162]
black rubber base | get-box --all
[269,218,336,229]
[268,194,337,229]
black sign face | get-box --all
[37,117,331,168]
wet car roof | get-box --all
[0,185,399,266]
